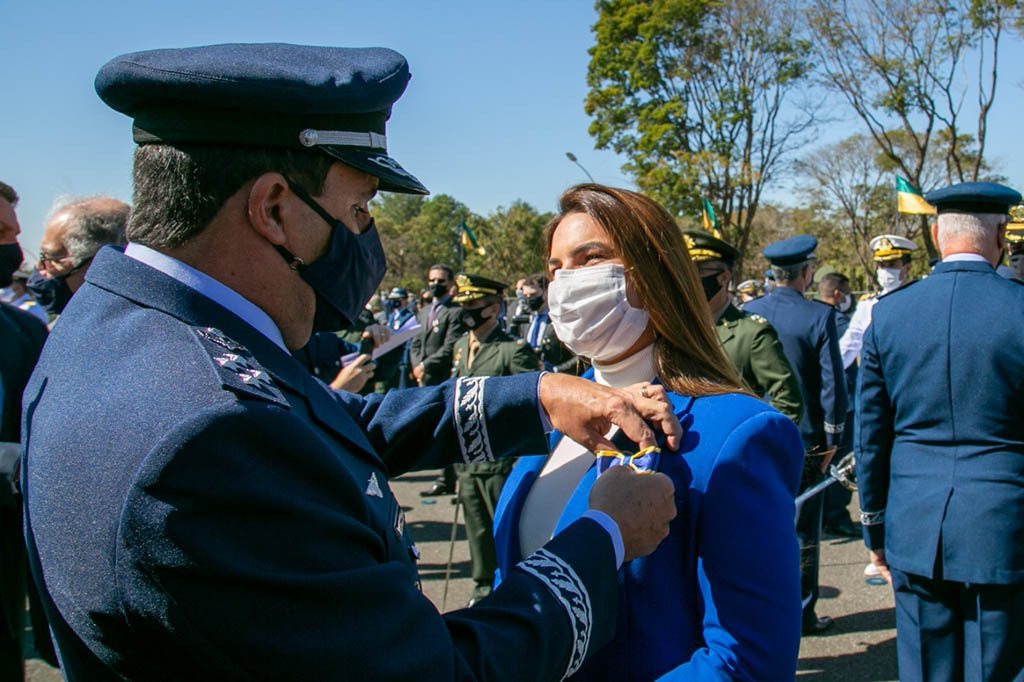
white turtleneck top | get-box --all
[518,343,658,558]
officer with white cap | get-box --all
[838,234,918,368]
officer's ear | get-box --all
[930,222,940,253]
[246,173,292,247]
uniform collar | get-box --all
[85,246,309,394]
[942,252,991,264]
[125,242,288,352]
[771,286,805,299]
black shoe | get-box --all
[802,615,834,635]
[823,519,862,538]
[420,481,454,497]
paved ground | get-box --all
[24,469,899,680]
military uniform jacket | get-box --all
[409,297,465,385]
[716,304,804,425]
[22,247,620,681]
[451,327,541,379]
[515,312,583,374]
[494,384,805,681]
[855,260,1024,584]
[744,287,848,450]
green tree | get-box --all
[464,200,551,286]
[585,0,817,275]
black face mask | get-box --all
[0,243,23,287]
[26,269,74,316]
[525,294,545,311]
[277,179,387,333]
[461,305,493,330]
[700,271,724,301]
[429,283,448,299]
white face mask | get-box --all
[838,292,852,313]
[547,263,650,363]
[876,266,904,293]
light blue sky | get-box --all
[4,1,1023,258]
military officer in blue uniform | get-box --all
[20,44,683,681]
[856,182,1024,681]
[744,234,848,634]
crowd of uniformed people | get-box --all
[0,40,1022,682]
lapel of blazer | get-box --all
[85,247,383,466]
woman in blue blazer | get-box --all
[493,185,805,681]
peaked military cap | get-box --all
[683,230,739,266]
[453,273,506,303]
[762,234,817,266]
[924,182,1020,215]
[95,43,428,195]
[869,234,917,261]
[736,279,759,295]
[1007,205,1024,244]
[387,287,408,299]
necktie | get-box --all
[467,337,481,369]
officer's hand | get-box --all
[589,466,676,562]
[330,354,376,393]
[412,363,425,381]
[538,373,682,452]
[869,549,892,584]
[363,324,392,348]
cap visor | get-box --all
[322,147,429,195]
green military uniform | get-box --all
[717,304,804,425]
[451,274,541,602]
[682,228,804,427]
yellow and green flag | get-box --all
[460,221,485,256]
[701,198,722,238]
[896,176,936,215]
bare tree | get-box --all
[807,0,1014,259]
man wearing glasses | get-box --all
[27,197,128,317]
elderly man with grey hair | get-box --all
[27,196,129,317]
[856,182,1024,681]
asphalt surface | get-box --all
[25,470,899,681]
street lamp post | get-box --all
[565,152,595,183]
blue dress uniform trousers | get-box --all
[856,260,1024,681]
[21,247,620,681]
[494,389,805,681]
[744,287,848,627]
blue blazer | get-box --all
[22,247,620,681]
[744,288,848,450]
[494,385,805,681]
[856,260,1024,584]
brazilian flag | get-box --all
[896,176,936,215]
[701,198,722,238]
[460,221,485,256]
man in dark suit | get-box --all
[856,182,1024,681]
[744,234,848,635]
[0,181,49,681]
[410,263,466,495]
[22,44,681,681]
[514,273,584,375]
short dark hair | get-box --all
[428,264,454,280]
[524,273,548,290]
[127,144,334,250]
[0,182,18,206]
[818,272,849,297]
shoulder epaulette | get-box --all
[746,313,768,325]
[190,326,288,407]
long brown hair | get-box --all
[545,184,747,398]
